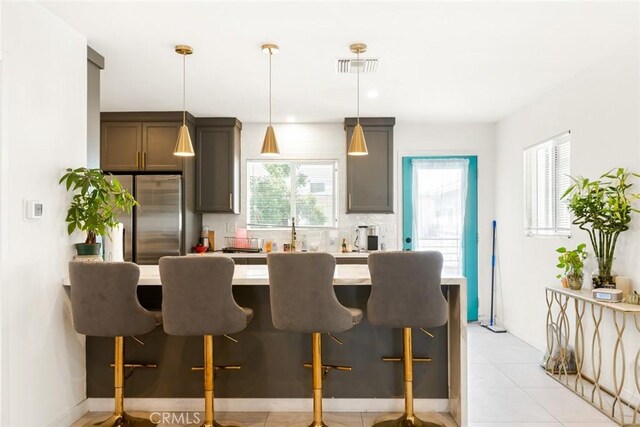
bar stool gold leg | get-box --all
[194,335,239,427]
[309,332,328,427]
[373,329,444,427]
[85,337,155,427]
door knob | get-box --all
[405,237,412,243]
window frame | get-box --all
[523,131,571,238]
[246,158,339,230]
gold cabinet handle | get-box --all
[229,193,233,210]
[142,152,147,169]
[136,151,140,168]
[348,193,352,210]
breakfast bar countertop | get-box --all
[63,264,466,287]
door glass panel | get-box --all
[411,158,469,275]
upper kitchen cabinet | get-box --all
[195,118,242,213]
[345,117,395,213]
[101,112,195,172]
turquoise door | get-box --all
[402,156,478,321]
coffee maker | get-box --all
[354,225,380,251]
[354,226,368,252]
[367,225,380,251]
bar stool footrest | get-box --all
[381,357,432,362]
[191,364,241,371]
[303,362,351,379]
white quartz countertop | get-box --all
[187,251,370,258]
[63,264,466,287]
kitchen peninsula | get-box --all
[63,262,467,426]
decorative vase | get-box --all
[561,277,569,288]
[75,243,101,256]
[567,272,583,291]
[592,257,616,289]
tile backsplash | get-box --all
[202,212,398,253]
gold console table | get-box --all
[546,286,640,426]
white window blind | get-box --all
[524,131,571,237]
[247,160,338,228]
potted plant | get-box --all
[60,167,137,256]
[556,244,587,290]
[562,168,640,288]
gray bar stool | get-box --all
[159,256,253,427]
[69,261,158,427]
[267,253,363,427]
[367,251,448,427]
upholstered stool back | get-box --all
[69,261,157,337]
[367,251,448,328]
[160,256,249,336]
[267,252,355,333]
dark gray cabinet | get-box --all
[100,121,141,171]
[195,118,242,213]
[101,112,195,172]
[142,122,183,171]
[345,117,395,213]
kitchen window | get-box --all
[524,131,571,237]
[247,160,338,229]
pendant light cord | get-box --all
[269,48,272,126]
[356,50,360,125]
[182,52,186,126]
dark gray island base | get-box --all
[87,285,450,399]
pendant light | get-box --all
[173,45,195,157]
[348,43,368,156]
[261,43,280,156]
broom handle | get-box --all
[490,220,497,326]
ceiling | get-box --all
[42,1,639,123]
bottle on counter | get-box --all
[265,240,272,253]
[200,226,210,250]
[341,238,348,253]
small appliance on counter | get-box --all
[367,225,380,251]
[354,226,368,252]
[353,225,380,252]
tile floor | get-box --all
[72,324,617,427]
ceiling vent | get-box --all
[336,58,379,74]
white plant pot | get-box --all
[103,222,124,262]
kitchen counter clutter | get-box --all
[63,262,467,426]
[188,251,370,258]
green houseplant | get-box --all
[562,168,640,288]
[60,167,137,255]
[556,244,587,290]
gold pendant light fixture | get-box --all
[261,43,280,156]
[348,43,368,156]
[173,45,195,157]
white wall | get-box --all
[495,38,640,350]
[0,2,88,425]
[203,121,496,319]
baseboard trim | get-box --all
[503,322,546,352]
[47,399,88,427]
[87,397,450,413]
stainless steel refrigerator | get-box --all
[111,175,182,264]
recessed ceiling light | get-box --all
[286,116,296,123]
[367,89,379,99]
